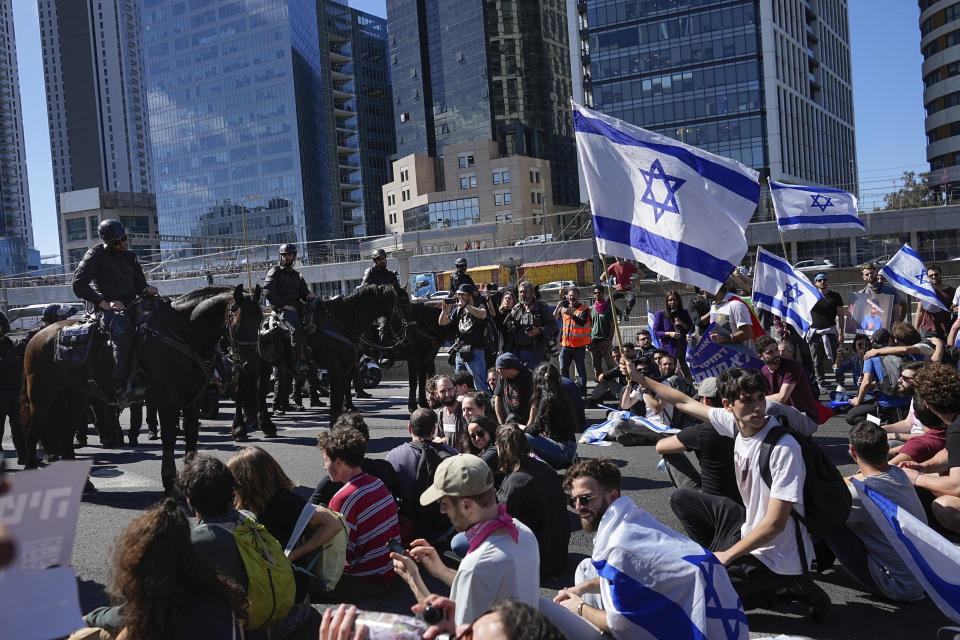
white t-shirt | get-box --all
[449,519,540,625]
[708,408,815,575]
[906,399,925,435]
[710,294,754,353]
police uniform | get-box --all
[263,261,312,361]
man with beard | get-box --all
[493,353,533,425]
[550,459,747,639]
[503,281,556,369]
[755,336,820,423]
[435,375,468,450]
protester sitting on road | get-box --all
[755,335,821,423]
[451,370,475,398]
[634,329,656,359]
[881,361,930,440]
[386,408,456,544]
[461,390,494,421]
[888,395,947,465]
[524,363,579,469]
[863,322,938,362]
[425,374,442,410]
[495,425,570,579]
[466,414,499,463]
[549,459,746,639]
[494,353,534,424]
[822,421,927,602]
[589,343,631,406]
[847,330,922,425]
[835,334,870,391]
[777,339,819,401]
[178,455,319,637]
[390,455,540,626]
[435,374,469,450]
[310,412,398,506]
[486,367,500,394]
[226,446,346,600]
[620,362,831,618]
[76,498,247,640]
[655,377,741,504]
[317,428,402,598]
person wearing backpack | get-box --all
[178,455,317,638]
[386,408,457,542]
[620,361,832,620]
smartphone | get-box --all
[388,538,404,555]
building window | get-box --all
[67,218,87,242]
[400,112,409,122]
[530,170,540,183]
[504,192,512,204]
[502,170,510,183]
[387,192,395,206]
[88,215,99,238]
[531,191,542,205]
[493,172,501,185]
[460,177,469,189]
[495,193,503,206]
[469,176,477,188]
[400,168,409,182]
[458,154,475,168]
[402,188,410,202]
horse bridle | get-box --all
[226,300,261,367]
[350,290,410,353]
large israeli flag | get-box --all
[770,179,864,232]
[852,478,960,623]
[574,103,759,294]
[750,247,822,334]
[880,244,948,312]
[592,496,748,639]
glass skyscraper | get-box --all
[580,0,856,220]
[387,0,580,206]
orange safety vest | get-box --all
[561,304,592,348]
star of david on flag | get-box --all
[573,102,760,293]
[770,179,865,232]
[591,497,748,639]
[880,244,948,312]
[751,247,822,334]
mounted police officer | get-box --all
[72,219,158,406]
[361,249,400,357]
[447,257,475,295]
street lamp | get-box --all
[241,194,261,290]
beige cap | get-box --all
[419,454,494,506]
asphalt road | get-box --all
[1,381,950,639]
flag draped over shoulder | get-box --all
[574,102,759,293]
[751,247,822,334]
[770,180,864,231]
[880,244,948,312]
[592,496,748,640]
[851,478,960,623]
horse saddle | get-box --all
[54,316,100,367]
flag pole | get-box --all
[597,249,625,352]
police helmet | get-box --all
[372,248,387,261]
[42,303,61,324]
[59,304,78,319]
[455,258,468,270]
[279,243,297,255]
[98,219,126,244]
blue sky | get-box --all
[12,0,928,257]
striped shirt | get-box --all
[329,472,400,586]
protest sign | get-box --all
[687,323,764,383]
[846,292,893,336]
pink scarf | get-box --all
[464,504,519,554]
[594,299,608,314]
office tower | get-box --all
[59,189,158,271]
[38,0,153,198]
[0,0,34,275]
[318,0,395,238]
[922,0,960,194]
[579,0,857,216]
[386,0,580,207]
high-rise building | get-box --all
[0,0,34,276]
[921,0,960,192]
[318,0,395,238]
[386,0,580,207]
[579,0,857,221]
[38,0,153,199]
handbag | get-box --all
[284,502,349,596]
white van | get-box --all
[514,234,554,246]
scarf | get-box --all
[594,299,608,314]
[464,503,519,554]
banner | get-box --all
[687,323,764,383]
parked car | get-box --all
[515,234,554,246]
[539,280,576,293]
[855,256,889,269]
[792,259,835,273]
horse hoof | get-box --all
[233,429,249,442]
[127,436,139,447]
[263,431,278,438]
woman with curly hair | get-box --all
[76,498,246,640]
[525,362,579,469]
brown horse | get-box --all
[21,285,262,493]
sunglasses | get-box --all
[567,494,596,508]
[469,430,487,440]
[899,374,915,381]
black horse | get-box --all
[22,285,262,492]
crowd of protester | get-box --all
[46,257,960,639]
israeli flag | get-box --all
[574,103,759,294]
[852,478,960,623]
[592,496,748,639]
[770,179,864,232]
[880,244,948,312]
[751,247,822,334]
[646,301,661,348]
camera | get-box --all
[560,299,570,308]
[444,297,456,305]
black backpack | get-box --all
[408,441,453,540]
[759,424,851,538]
[877,354,906,397]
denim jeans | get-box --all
[559,346,587,394]
[525,434,577,469]
[455,347,490,393]
[822,525,883,598]
[514,348,541,370]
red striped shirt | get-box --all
[329,472,400,586]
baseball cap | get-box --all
[814,273,828,282]
[420,455,494,506]
[697,376,719,400]
[456,283,475,295]
[495,352,523,370]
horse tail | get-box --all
[19,371,31,432]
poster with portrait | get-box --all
[846,292,893,337]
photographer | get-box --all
[503,281,558,369]
[554,287,591,395]
[439,284,490,393]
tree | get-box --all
[882,170,939,210]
